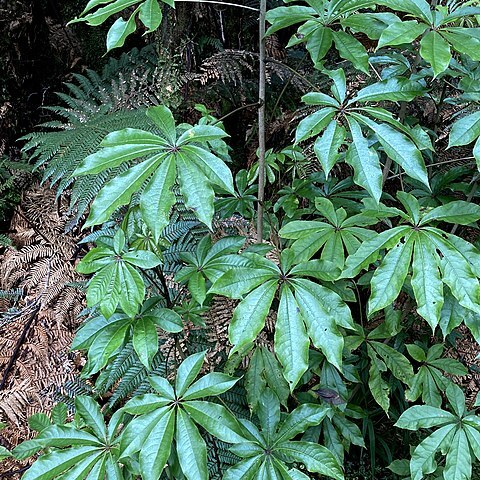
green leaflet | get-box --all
[350,77,425,103]
[345,116,382,203]
[139,409,175,480]
[410,424,456,480]
[106,10,138,52]
[352,114,429,187]
[295,107,337,143]
[377,20,427,49]
[368,345,390,413]
[133,316,158,370]
[176,409,208,480]
[274,286,309,390]
[368,231,414,316]
[183,401,245,444]
[229,279,278,354]
[411,233,444,331]
[444,429,472,480]
[331,30,369,74]
[139,0,162,33]
[341,226,411,278]
[140,155,176,242]
[420,31,452,78]
[292,279,344,370]
[313,120,345,178]
[448,111,480,148]
[275,442,343,480]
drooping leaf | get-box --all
[274,286,309,390]
[176,408,208,480]
[368,232,415,316]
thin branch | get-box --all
[175,0,258,11]
[387,156,476,180]
[0,305,40,391]
[213,101,261,125]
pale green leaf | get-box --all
[377,20,427,48]
[106,13,137,52]
[140,155,176,242]
[448,111,480,148]
[182,373,239,400]
[276,441,343,480]
[295,107,336,143]
[177,152,214,228]
[341,226,411,278]
[133,317,158,370]
[313,121,345,178]
[274,286,310,390]
[411,232,443,331]
[274,404,330,444]
[183,401,245,443]
[395,405,456,430]
[21,446,101,480]
[345,116,382,203]
[410,424,456,480]
[229,280,278,354]
[139,0,162,33]
[332,30,369,74]
[420,31,452,77]
[444,428,472,480]
[175,351,206,398]
[176,408,208,480]
[139,408,175,480]
[85,154,163,227]
[351,77,425,103]
[368,232,414,316]
[75,396,107,441]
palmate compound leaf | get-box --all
[119,352,242,480]
[211,253,356,387]
[342,197,480,330]
[77,232,161,318]
[395,384,480,480]
[224,390,343,480]
[266,1,373,72]
[295,74,429,202]
[73,105,234,232]
[14,397,124,480]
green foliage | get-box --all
[13,396,126,480]
[76,229,162,318]
[396,384,480,480]
[225,388,343,480]
[15,1,480,480]
[69,0,174,51]
[74,105,234,231]
[120,351,240,480]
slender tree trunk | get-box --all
[256,0,267,243]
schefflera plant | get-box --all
[118,351,242,480]
[73,105,235,236]
[210,248,359,390]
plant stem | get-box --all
[256,0,267,243]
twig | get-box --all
[0,305,40,391]
[175,0,258,11]
[213,101,261,125]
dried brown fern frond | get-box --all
[194,49,256,86]
[0,183,84,463]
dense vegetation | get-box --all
[1,0,480,479]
